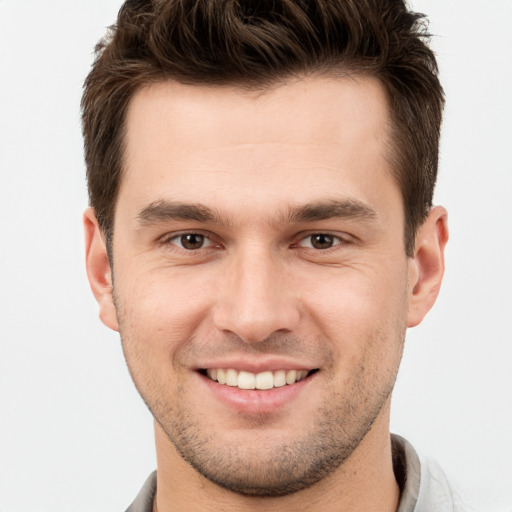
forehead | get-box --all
[118,76,396,223]
[124,75,390,152]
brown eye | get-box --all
[177,233,206,250]
[310,234,335,249]
[298,233,342,250]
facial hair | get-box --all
[116,306,405,497]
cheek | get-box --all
[113,271,218,388]
[303,263,409,358]
[117,266,216,328]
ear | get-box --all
[83,208,119,332]
[407,206,449,328]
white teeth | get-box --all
[255,371,274,390]
[217,368,226,384]
[226,369,238,386]
[286,370,297,385]
[273,370,286,388]
[205,368,311,389]
[238,371,255,390]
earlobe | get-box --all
[83,208,119,332]
[407,206,449,328]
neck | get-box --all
[152,404,400,512]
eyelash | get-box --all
[161,232,348,252]
[163,232,216,251]
[296,233,345,250]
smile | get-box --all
[203,368,315,390]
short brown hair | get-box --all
[82,0,444,256]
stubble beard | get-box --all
[122,339,403,498]
[115,295,406,498]
[157,380,395,497]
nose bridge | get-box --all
[213,241,300,343]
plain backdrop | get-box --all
[1,1,511,511]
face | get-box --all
[85,76,441,497]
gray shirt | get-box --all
[125,435,464,512]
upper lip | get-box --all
[195,357,318,373]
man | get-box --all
[82,1,455,510]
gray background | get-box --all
[1,1,511,510]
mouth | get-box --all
[200,368,319,390]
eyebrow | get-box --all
[136,198,377,227]
[285,199,378,224]
[137,200,231,227]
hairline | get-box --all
[103,69,414,260]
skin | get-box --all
[84,76,448,512]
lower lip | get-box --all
[198,372,315,414]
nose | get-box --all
[212,247,301,344]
